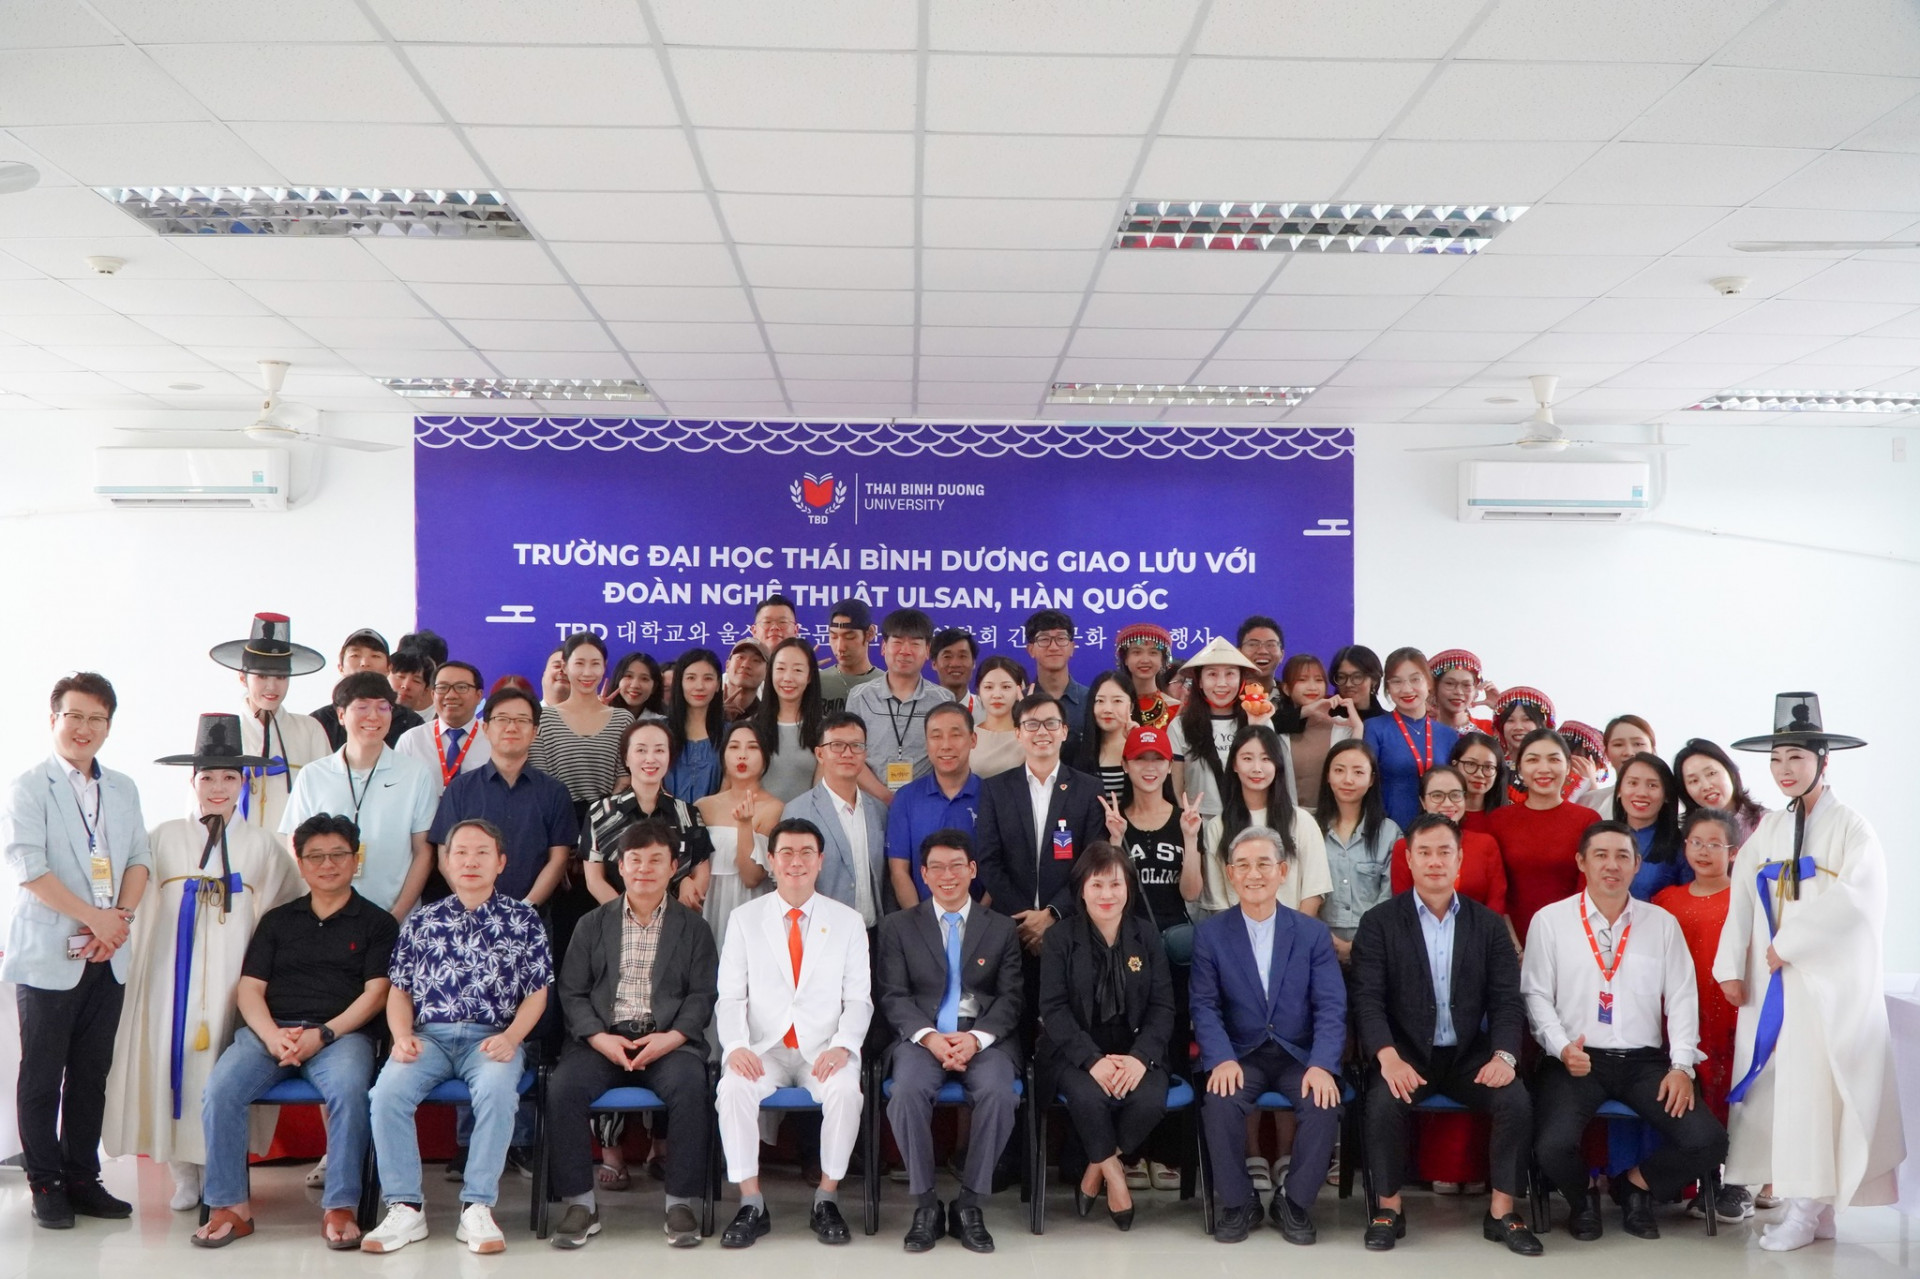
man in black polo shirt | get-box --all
[193,813,398,1250]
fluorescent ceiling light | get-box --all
[95,186,528,238]
[1687,390,1920,414]
[1048,382,1314,407]
[1115,202,1525,253]
[380,377,652,401]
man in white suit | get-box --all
[715,817,873,1249]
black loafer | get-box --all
[721,1204,771,1248]
[1614,1184,1659,1240]
[1270,1193,1317,1245]
[65,1180,131,1220]
[810,1200,851,1245]
[1073,1183,1097,1218]
[1364,1207,1404,1250]
[1212,1203,1258,1243]
[1566,1196,1602,1241]
[1484,1211,1544,1256]
[903,1201,943,1252]
[30,1184,73,1230]
[948,1201,994,1253]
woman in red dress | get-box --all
[1485,728,1600,946]
[1652,807,1749,1220]
[1450,731,1510,839]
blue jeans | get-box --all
[370,1023,523,1207]
[201,1025,376,1211]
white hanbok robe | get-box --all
[1712,792,1904,1204]
[102,814,300,1164]
[237,704,331,843]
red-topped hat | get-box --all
[1429,648,1481,678]
[1494,685,1555,728]
[1123,725,1173,761]
[1114,622,1172,657]
[209,612,326,677]
[1561,719,1605,761]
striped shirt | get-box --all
[529,707,633,806]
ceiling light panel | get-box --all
[95,186,530,238]
[379,377,652,401]
[1116,202,1526,253]
[1048,382,1315,407]
[1687,390,1920,414]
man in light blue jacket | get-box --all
[1,672,151,1230]
[779,712,890,930]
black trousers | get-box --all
[1056,1064,1169,1165]
[1201,1041,1341,1212]
[1534,1048,1727,1203]
[16,963,125,1188]
[548,1042,710,1200]
[1364,1045,1531,1198]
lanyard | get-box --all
[1580,901,1632,985]
[433,719,478,785]
[1391,711,1434,772]
[341,750,382,828]
[71,765,102,854]
[881,690,922,757]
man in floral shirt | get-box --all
[361,818,551,1256]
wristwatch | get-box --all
[317,1024,337,1047]
[1493,1050,1517,1069]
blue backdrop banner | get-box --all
[413,417,1354,686]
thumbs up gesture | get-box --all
[1561,1034,1592,1077]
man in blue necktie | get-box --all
[874,830,1024,1254]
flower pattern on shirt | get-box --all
[388,892,552,1026]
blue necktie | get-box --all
[937,912,963,1034]
[443,726,464,772]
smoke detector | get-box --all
[1709,275,1749,296]
[85,255,126,276]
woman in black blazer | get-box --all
[1037,841,1175,1230]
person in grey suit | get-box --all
[1,672,152,1229]
[874,828,1023,1254]
[546,819,718,1250]
[780,712,891,929]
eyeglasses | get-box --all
[1423,789,1467,804]
[1027,632,1073,649]
[56,712,111,729]
[821,741,867,756]
[1385,676,1425,692]
[1684,838,1731,853]
[1018,718,1066,733]
[923,860,971,876]
[1456,759,1497,776]
[488,714,535,728]
[300,850,355,865]
[1332,670,1370,686]
[433,682,479,695]
[1239,639,1281,653]
[1229,859,1281,873]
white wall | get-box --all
[3,410,1916,965]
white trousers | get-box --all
[715,1044,863,1184]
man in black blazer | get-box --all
[974,691,1106,958]
[546,820,719,1250]
[875,829,1024,1254]
[1349,814,1540,1256]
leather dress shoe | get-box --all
[1614,1183,1659,1239]
[1566,1195,1603,1241]
[66,1180,131,1219]
[1364,1206,1405,1250]
[1484,1211,1544,1256]
[903,1200,944,1252]
[948,1200,994,1253]
[810,1199,851,1245]
[30,1184,73,1230]
[1270,1192,1316,1245]
[1212,1202,1259,1243]
[721,1204,770,1248]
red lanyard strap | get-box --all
[1391,711,1434,771]
[1580,904,1632,984]
[433,719,478,785]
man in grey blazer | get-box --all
[780,712,890,929]
[1,673,152,1229]
[546,819,718,1250]
[875,828,1023,1253]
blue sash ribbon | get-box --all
[1725,855,1816,1105]
[169,872,245,1119]
[236,758,287,822]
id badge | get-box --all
[355,842,366,880]
[1597,989,1614,1025]
[885,761,913,790]
[88,853,114,907]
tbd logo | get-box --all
[790,472,848,523]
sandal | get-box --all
[191,1207,255,1249]
[594,1160,632,1192]
[324,1207,361,1251]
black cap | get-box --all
[827,598,872,631]
[341,627,389,656]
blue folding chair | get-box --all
[860,1057,1028,1236]
[417,1068,543,1232]
[1193,1076,1359,1232]
[1526,1098,1721,1236]
[532,1063,718,1240]
[1028,1071,1200,1235]
[198,1076,382,1230]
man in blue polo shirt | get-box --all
[427,688,576,907]
[885,703,981,909]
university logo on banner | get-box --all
[791,472,848,522]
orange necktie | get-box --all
[783,907,804,1049]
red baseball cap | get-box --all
[1123,725,1173,761]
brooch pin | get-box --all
[976,957,986,966]
[1127,955,1142,972]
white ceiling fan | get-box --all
[1733,240,1920,253]
[1405,374,1684,454]
[117,359,398,452]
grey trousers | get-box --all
[887,1042,1020,1204]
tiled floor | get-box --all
[1,1156,1912,1278]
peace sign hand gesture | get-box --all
[1178,791,1204,838]
[1099,792,1126,844]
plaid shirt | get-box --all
[611,897,665,1025]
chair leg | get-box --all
[527,1082,544,1236]
[1028,1092,1046,1235]
[1704,1168,1719,1238]
[1527,1155,1550,1235]
[1195,1102,1214,1236]
[862,1087,880,1237]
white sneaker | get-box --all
[1758,1198,1822,1252]
[305,1153,329,1188]
[168,1162,203,1212]
[361,1202,430,1253]
[457,1202,507,1254]
[1245,1157,1272,1191]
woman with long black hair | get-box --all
[1170,638,1277,821]
[663,648,725,802]
[1312,739,1398,964]
[1076,670,1135,800]
[605,651,666,720]
[1672,738,1769,844]
[1449,730,1510,836]
[751,636,824,803]
[1610,751,1692,899]
[1196,725,1329,918]
[1329,643,1388,721]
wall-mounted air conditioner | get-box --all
[1458,460,1650,523]
[93,447,289,511]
